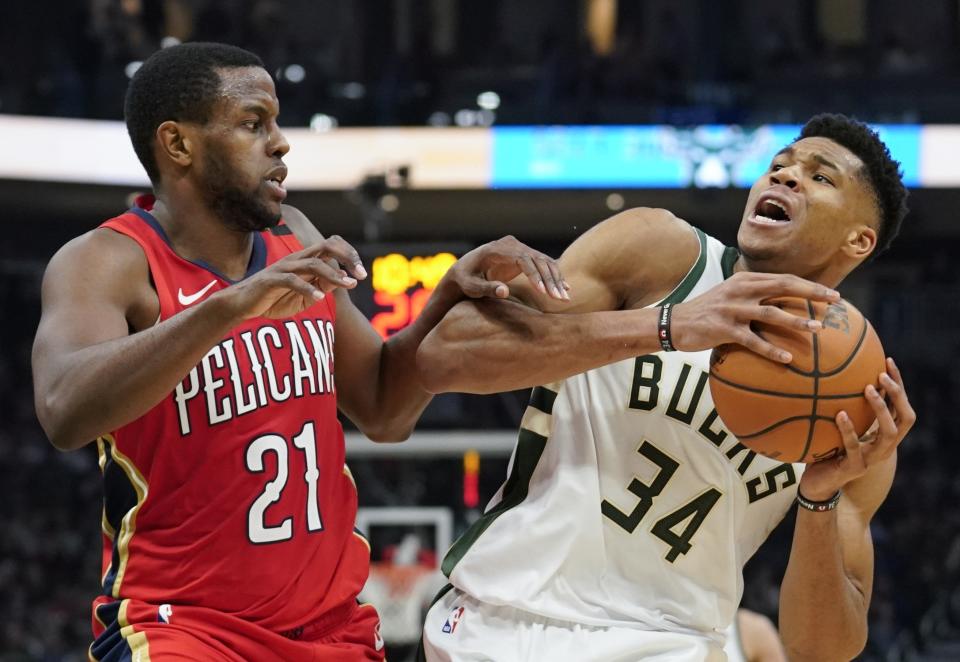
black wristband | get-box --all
[658,303,676,352]
[796,489,841,512]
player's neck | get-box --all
[731,255,849,290]
[150,196,255,281]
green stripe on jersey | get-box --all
[529,386,558,415]
[721,245,739,280]
[441,427,549,577]
[660,228,708,305]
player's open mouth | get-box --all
[751,198,792,224]
[265,166,288,201]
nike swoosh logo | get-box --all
[177,280,217,306]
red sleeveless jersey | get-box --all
[93,197,370,634]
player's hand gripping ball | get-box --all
[709,297,885,463]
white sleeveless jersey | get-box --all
[442,228,804,640]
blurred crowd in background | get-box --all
[2,0,959,128]
[3,1,960,660]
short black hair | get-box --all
[124,42,265,184]
[797,113,909,257]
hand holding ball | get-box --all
[709,298,885,463]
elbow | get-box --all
[360,421,414,444]
[783,625,867,662]
[368,428,413,444]
[35,394,91,452]
[416,337,458,395]
[844,625,869,661]
[39,416,85,452]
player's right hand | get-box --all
[670,272,841,363]
[215,235,367,320]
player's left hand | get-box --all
[798,357,916,501]
[446,235,570,301]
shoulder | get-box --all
[565,207,702,305]
[587,206,691,237]
[42,227,157,326]
[46,227,149,279]
[577,207,699,265]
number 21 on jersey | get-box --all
[245,421,323,544]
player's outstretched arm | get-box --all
[778,358,915,661]
[32,228,361,451]
[416,208,841,395]
[280,207,569,442]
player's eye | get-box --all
[813,173,834,186]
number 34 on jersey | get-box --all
[601,354,800,563]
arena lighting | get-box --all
[284,64,306,84]
[379,194,400,212]
[427,111,451,127]
[340,82,366,100]
[606,193,625,211]
[124,61,143,79]
[491,124,921,188]
[477,110,496,127]
[309,113,338,132]
[477,91,501,110]
[0,117,929,189]
[454,109,478,127]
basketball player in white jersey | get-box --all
[724,609,786,662]
[416,114,915,661]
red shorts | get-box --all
[90,596,385,661]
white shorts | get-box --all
[421,586,727,662]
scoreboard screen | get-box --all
[353,242,471,339]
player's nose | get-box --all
[269,125,290,158]
[770,165,800,189]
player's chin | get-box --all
[736,234,783,265]
[259,195,284,224]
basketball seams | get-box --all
[734,414,836,440]
[752,300,867,378]
[816,319,868,377]
[709,297,883,463]
[707,371,866,400]
[798,299,821,463]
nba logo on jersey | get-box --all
[441,606,464,633]
[158,604,173,624]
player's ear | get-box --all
[844,224,877,261]
[156,120,194,169]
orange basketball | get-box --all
[708,297,885,463]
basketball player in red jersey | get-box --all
[30,43,568,661]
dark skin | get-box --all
[31,66,570,450]
[416,137,915,661]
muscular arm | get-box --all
[32,230,246,450]
[417,206,842,395]
[416,208,699,394]
[34,215,358,451]
[778,453,896,661]
[281,206,466,442]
